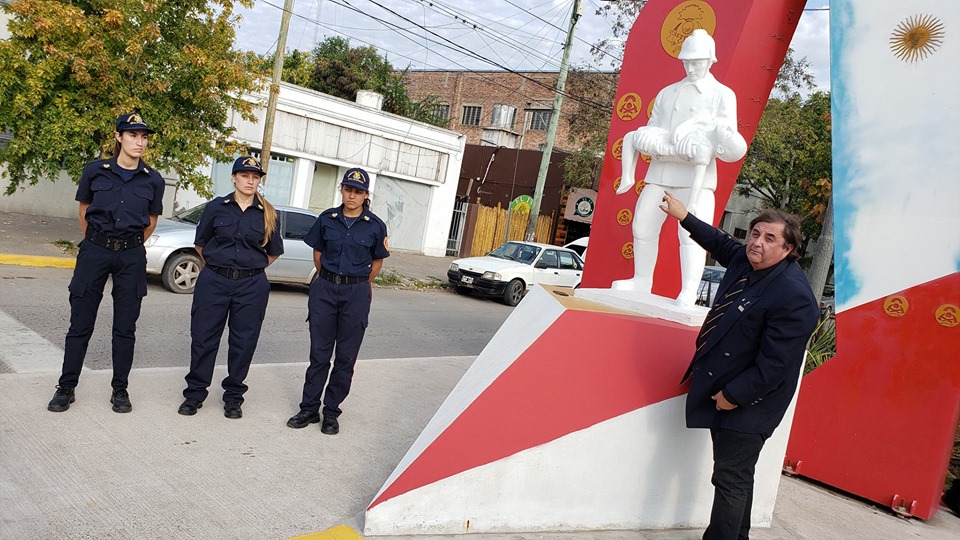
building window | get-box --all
[734,227,747,240]
[434,103,450,121]
[530,110,552,131]
[462,105,482,126]
[211,151,295,205]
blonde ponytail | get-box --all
[259,194,277,246]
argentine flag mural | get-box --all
[832,0,960,311]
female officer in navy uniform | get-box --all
[48,113,165,414]
[177,156,284,419]
[287,167,389,435]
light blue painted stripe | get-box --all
[830,0,862,308]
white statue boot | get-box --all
[611,239,656,292]
[676,244,708,307]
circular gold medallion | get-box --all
[612,138,624,160]
[621,242,635,260]
[617,209,633,226]
[883,295,909,318]
[935,304,959,328]
[612,176,622,192]
[635,178,646,195]
[647,97,656,119]
[661,1,717,59]
[616,93,643,122]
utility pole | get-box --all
[260,0,295,174]
[524,0,581,242]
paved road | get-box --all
[0,265,511,373]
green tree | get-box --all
[0,0,263,196]
[561,67,618,189]
[736,90,832,243]
[270,38,449,128]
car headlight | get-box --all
[144,235,159,248]
[481,271,501,281]
[449,263,459,272]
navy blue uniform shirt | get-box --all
[194,193,284,270]
[304,206,389,277]
[75,156,165,236]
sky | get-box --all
[234,0,831,91]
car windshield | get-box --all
[171,204,206,225]
[702,267,726,283]
[488,242,541,264]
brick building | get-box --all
[405,70,614,152]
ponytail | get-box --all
[258,193,277,246]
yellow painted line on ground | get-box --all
[288,525,363,540]
[0,254,76,269]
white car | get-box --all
[145,203,320,293]
[563,236,588,263]
[447,241,585,306]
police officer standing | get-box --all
[287,167,389,435]
[48,113,165,413]
[178,157,283,419]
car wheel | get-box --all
[455,285,472,295]
[502,279,524,306]
[161,252,202,294]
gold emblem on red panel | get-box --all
[616,93,643,122]
[647,97,656,119]
[613,176,622,192]
[621,242,634,260]
[617,209,633,225]
[612,138,624,160]
[661,1,717,58]
[935,304,959,328]
[635,178,646,195]
[883,295,909,318]
[640,153,651,164]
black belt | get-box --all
[85,229,144,251]
[319,268,368,285]
[206,265,265,280]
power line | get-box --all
[253,0,613,114]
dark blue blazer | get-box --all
[680,214,819,436]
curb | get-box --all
[0,254,76,269]
[289,524,363,540]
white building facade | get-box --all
[0,53,465,256]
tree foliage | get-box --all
[736,90,832,242]
[263,37,449,128]
[561,67,618,189]
[0,0,264,196]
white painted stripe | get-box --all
[0,309,65,373]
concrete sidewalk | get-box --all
[1,359,958,540]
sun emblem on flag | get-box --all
[890,13,945,63]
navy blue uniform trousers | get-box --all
[300,277,371,417]
[61,240,147,389]
[184,269,270,404]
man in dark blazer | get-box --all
[661,192,820,540]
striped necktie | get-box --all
[696,275,749,351]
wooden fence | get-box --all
[469,203,554,257]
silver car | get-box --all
[145,203,320,293]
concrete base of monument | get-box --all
[364,286,797,536]
[575,287,710,326]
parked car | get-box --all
[145,203,320,293]
[563,236,589,263]
[447,241,585,306]
[696,265,726,307]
